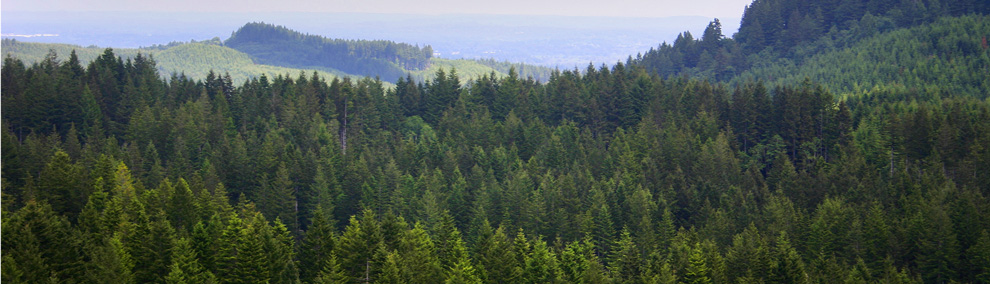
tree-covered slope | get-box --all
[733,14,990,98]
[4,1,990,283]
[4,45,990,284]
[632,0,990,82]
[224,22,434,81]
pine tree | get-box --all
[337,211,384,281]
[725,224,771,282]
[266,218,299,284]
[558,240,586,283]
[300,206,337,283]
[913,195,959,284]
[35,150,86,219]
[129,213,176,284]
[165,237,216,284]
[2,200,85,283]
[214,214,244,281]
[683,243,712,284]
[170,178,198,231]
[968,230,990,283]
[191,216,222,276]
[313,253,351,284]
[258,163,298,233]
[445,258,483,284]
[610,228,643,283]
[476,224,520,283]
[398,222,443,284]
[434,210,482,283]
[434,211,462,271]
[593,203,617,260]
[771,231,808,284]
[524,237,559,284]
[85,233,134,284]
[655,258,678,284]
[231,212,271,284]
[377,251,406,284]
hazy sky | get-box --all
[4,0,752,18]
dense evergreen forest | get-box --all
[633,0,990,82]
[4,1,990,284]
[225,22,434,81]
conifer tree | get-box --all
[398,222,443,284]
[377,251,406,284]
[524,237,559,284]
[2,200,85,283]
[231,212,271,284]
[165,237,216,284]
[610,228,643,283]
[85,233,134,284]
[214,214,243,281]
[476,224,520,283]
[129,213,176,284]
[267,218,300,283]
[300,206,337,283]
[683,243,712,284]
[170,178,198,231]
[36,149,86,218]
[313,253,350,284]
[969,230,990,283]
[771,231,808,284]
[337,211,384,281]
[435,211,464,272]
[191,216,223,275]
[258,163,298,233]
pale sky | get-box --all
[3,0,753,18]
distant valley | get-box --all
[0,11,737,68]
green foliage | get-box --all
[226,22,433,80]
[2,200,84,283]
[3,24,990,283]
[166,237,216,284]
[635,0,990,85]
[683,243,713,284]
[736,15,990,98]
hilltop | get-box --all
[2,23,555,85]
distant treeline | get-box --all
[225,22,434,81]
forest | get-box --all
[224,22,434,82]
[633,0,990,82]
[3,1,990,284]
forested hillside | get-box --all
[5,0,990,282]
[4,23,990,283]
[732,15,990,98]
[632,0,990,82]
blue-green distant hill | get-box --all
[2,23,555,85]
[224,22,433,81]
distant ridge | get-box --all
[224,22,434,81]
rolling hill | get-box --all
[2,24,555,86]
[1,39,350,85]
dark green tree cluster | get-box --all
[634,0,990,81]
[4,42,990,283]
[733,14,990,99]
[224,22,433,81]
